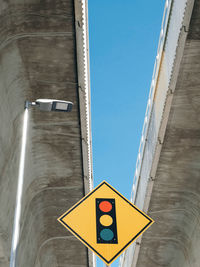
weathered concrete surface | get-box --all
[0,0,92,266]
[135,0,200,266]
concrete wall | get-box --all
[135,0,200,264]
[0,0,93,266]
[120,0,196,266]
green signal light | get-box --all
[100,229,114,241]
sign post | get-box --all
[58,181,154,265]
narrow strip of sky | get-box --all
[88,1,165,266]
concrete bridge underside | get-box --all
[136,1,200,266]
[0,0,92,266]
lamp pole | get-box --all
[10,107,29,267]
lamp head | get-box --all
[25,99,73,112]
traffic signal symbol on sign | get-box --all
[96,198,118,244]
[58,181,154,265]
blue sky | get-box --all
[88,1,165,266]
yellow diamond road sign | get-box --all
[58,181,154,265]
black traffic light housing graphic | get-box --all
[96,198,118,244]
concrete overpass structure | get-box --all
[0,0,94,266]
[121,0,200,266]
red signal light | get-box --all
[99,201,112,212]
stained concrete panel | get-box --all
[0,0,89,266]
[136,1,200,266]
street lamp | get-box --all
[10,99,73,267]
